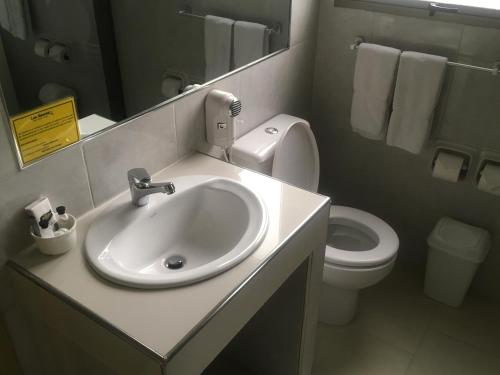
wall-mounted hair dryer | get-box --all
[205,89,242,149]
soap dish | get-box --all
[31,214,77,255]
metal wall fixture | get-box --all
[350,36,500,76]
[428,2,459,16]
[177,8,282,35]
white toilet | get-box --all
[321,205,398,324]
[231,114,399,325]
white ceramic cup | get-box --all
[31,214,77,255]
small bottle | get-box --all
[38,211,55,238]
[28,215,41,237]
[56,206,70,228]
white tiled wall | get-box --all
[312,1,500,300]
[82,105,178,206]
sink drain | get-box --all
[165,255,186,270]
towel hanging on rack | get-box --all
[386,51,448,154]
[233,21,270,69]
[204,15,234,81]
[177,8,281,35]
[0,0,29,40]
[351,43,401,140]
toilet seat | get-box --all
[272,120,320,192]
[325,206,399,268]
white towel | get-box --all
[387,51,447,154]
[0,0,28,40]
[351,43,401,140]
[205,15,234,81]
[233,21,269,69]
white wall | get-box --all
[312,1,500,300]
[0,0,320,370]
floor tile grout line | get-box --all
[404,321,431,375]
[403,353,415,375]
[313,322,415,375]
[363,325,415,356]
[431,328,500,360]
[426,298,500,358]
[402,282,440,374]
[359,326,415,358]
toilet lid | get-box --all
[272,121,320,192]
[325,206,399,267]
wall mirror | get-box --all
[0,0,291,168]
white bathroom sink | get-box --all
[85,175,268,289]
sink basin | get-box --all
[85,175,268,289]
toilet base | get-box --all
[319,283,359,325]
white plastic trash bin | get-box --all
[424,217,490,307]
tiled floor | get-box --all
[312,267,500,375]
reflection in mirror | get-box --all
[0,0,291,166]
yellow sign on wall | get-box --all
[10,97,80,165]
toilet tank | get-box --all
[231,114,310,175]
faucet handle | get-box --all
[128,168,151,186]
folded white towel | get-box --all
[0,0,28,40]
[233,21,269,69]
[351,43,401,140]
[205,15,234,81]
[387,51,447,154]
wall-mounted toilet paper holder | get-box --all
[477,151,500,176]
[34,39,70,63]
[430,145,473,182]
[476,151,500,196]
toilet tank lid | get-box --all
[231,114,311,165]
[427,217,490,263]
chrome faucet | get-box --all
[127,168,175,207]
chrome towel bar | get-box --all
[350,36,500,76]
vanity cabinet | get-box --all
[8,155,329,375]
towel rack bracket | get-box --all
[350,36,365,51]
[493,62,500,76]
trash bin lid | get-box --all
[427,217,490,263]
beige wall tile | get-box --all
[460,26,500,61]
[239,41,316,137]
[291,0,321,46]
[82,104,177,206]
[371,13,463,56]
[0,144,94,260]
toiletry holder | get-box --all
[30,214,77,255]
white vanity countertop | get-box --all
[10,153,330,361]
